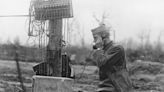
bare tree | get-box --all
[157,30,163,45]
[13,36,21,46]
[66,18,86,47]
[92,11,110,26]
[137,28,151,49]
[156,30,163,51]
[137,31,145,49]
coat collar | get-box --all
[103,41,113,51]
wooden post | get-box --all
[15,47,26,92]
[47,19,63,77]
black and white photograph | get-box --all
[0,0,164,92]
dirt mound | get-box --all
[129,60,164,75]
[129,60,164,91]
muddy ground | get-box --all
[0,60,164,92]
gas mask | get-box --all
[93,35,104,50]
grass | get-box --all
[0,59,164,92]
[0,60,99,92]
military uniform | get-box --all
[93,41,132,92]
[88,24,132,92]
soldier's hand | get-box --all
[85,49,104,65]
[92,49,104,58]
[92,49,107,67]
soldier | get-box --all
[86,24,132,92]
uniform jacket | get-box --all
[93,41,132,92]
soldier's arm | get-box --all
[98,46,123,67]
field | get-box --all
[0,60,164,92]
[0,60,35,92]
[0,60,99,92]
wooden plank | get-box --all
[32,76,73,92]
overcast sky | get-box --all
[0,0,164,45]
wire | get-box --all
[0,15,33,17]
[76,50,95,79]
[77,62,88,79]
[27,0,75,77]
[28,0,47,61]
